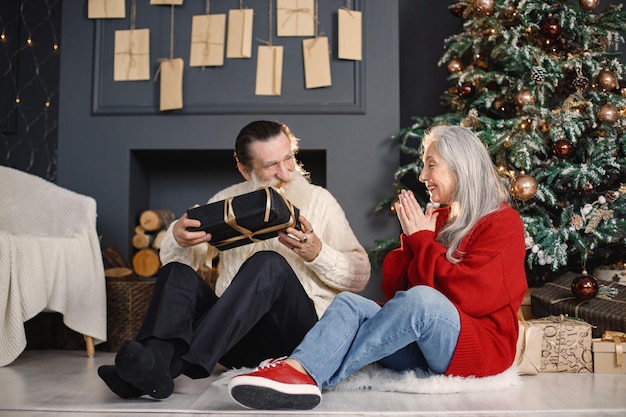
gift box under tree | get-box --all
[531,272,626,338]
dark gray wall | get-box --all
[57,1,401,300]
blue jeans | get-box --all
[290,286,460,390]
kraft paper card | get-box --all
[226,9,254,58]
[159,58,184,111]
[303,36,331,89]
[114,29,151,81]
[150,0,184,5]
[88,0,126,19]
[338,8,362,61]
[255,45,283,96]
[190,14,226,67]
[276,0,315,37]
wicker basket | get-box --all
[105,279,155,352]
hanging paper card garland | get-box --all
[302,1,331,89]
[256,46,283,95]
[303,36,331,89]
[159,58,184,110]
[276,0,315,37]
[338,3,361,61]
[150,0,184,5]
[256,0,283,96]
[88,0,126,19]
[226,6,254,59]
[114,29,150,80]
[189,1,226,68]
[114,1,150,81]
[157,5,184,110]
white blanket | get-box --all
[0,166,107,366]
[215,364,521,394]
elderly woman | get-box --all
[228,125,528,410]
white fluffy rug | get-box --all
[214,364,521,395]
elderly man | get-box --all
[98,120,371,399]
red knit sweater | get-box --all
[381,203,527,377]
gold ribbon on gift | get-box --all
[602,330,626,366]
[214,187,298,249]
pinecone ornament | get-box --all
[572,75,590,91]
[531,66,547,83]
[605,190,619,204]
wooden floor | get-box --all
[1,350,626,417]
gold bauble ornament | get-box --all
[511,173,538,201]
[597,103,619,123]
[515,88,535,106]
[473,0,495,15]
[447,58,464,74]
[597,69,618,91]
[579,0,600,12]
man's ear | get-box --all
[237,161,252,181]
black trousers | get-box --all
[135,251,318,379]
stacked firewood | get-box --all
[131,209,175,278]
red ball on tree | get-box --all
[553,139,575,159]
[571,274,599,300]
[450,5,465,17]
[458,82,476,98]
[541,17,562,38]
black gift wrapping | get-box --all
[531,271,626,338]
[186,187,301,250]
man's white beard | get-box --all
[250,168,311,209]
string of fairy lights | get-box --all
[0,0,62,181]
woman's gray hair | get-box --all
[421,125,510,263]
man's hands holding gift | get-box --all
[278,215,321,262]
[173,204,213,248]
[174,207,319,262]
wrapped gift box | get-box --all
[187,187,301,250]
[517,315,593,373]
[531,271,626,338]
[593,331,626,373]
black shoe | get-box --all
[97,365,146,399]
[115,340,174,399]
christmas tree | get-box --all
[373,0,626,286]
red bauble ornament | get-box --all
[571,274,599,300]
[541,17,562,38]
[458,82,476,98]
[553,139,575,159]
[450,5,465,17]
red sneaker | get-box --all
[228,358,322,410]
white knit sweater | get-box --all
[159,178,371,317]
